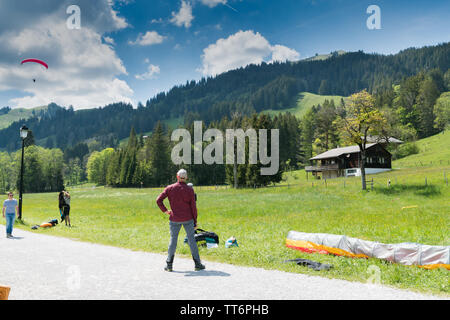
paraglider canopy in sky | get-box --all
[21,59,49,69]
[21,59,48,82]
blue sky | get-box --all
[0,0,449,109]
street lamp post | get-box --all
[18,125,28,220]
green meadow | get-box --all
[4,132,450,296]
[262,92,346,118]
[394,129,450,168]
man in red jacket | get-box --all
[156,169,205,272]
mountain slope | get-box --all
[0,42,448,151]
[262,92,346,118]
[393,130,450,168]
[0,106,48,130]
[302,50,347,62]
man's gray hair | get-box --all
[177,169,188,179]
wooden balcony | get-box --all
[305,164,339,172]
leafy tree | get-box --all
[16,146,44,193]
[86,148,114,185]
[41,148,64,192]
[0,152,14,193]
[434,92,450,131]
[64,158,83,186]
[336,90,386,190]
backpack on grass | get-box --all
[184,228,219,247]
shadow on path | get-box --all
[173,270,231,277]
[7,236,24,240]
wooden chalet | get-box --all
[305,143,392,179]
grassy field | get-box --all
[394,130,450,168]
[7,164,449,296]
[4,132,450,296]
[263,92,346,118]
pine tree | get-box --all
[24,130,35,147]
[300,108,317,162]
[148,121,172,187]
[416,77,440,138]
[119,127,139,186]
[106,150,122,186]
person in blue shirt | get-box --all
[2,192,18,238]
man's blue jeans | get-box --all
[168,219,200,262]
[5,213,15,235]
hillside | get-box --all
[302,50,347,62]
[0,42,448,152]
[262,92,346,118]
[393,130,450,168]
[0,106,48,130]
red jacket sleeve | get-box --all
[156,188,169,213]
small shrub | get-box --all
[392,142,420,160]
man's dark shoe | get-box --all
[165,257,174,272]
[194,260,205,271]
[164,263,173,272]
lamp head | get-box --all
[20,125,29,139]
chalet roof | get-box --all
[365,136,403,144]
[310,143,377,160]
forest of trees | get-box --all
[0,43,448,152]
[0,43,448,193]
[300,68,449,161]
[86,113,300,189]
[0,146,64,194]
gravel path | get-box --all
[0,225,445,300]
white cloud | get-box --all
[199,30,300,76]
[104,36,116,45]
[170,1,194,28]
[135,64,161,80]
[129,31,166,46]
[201,0,227,8]
[109,5,129,30]
[270,45,301,63]
[0,0,133,110]
[151,18,164,24]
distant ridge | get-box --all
[0,42,447,152]
[302,50,347,62]
[0,105,49,130]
